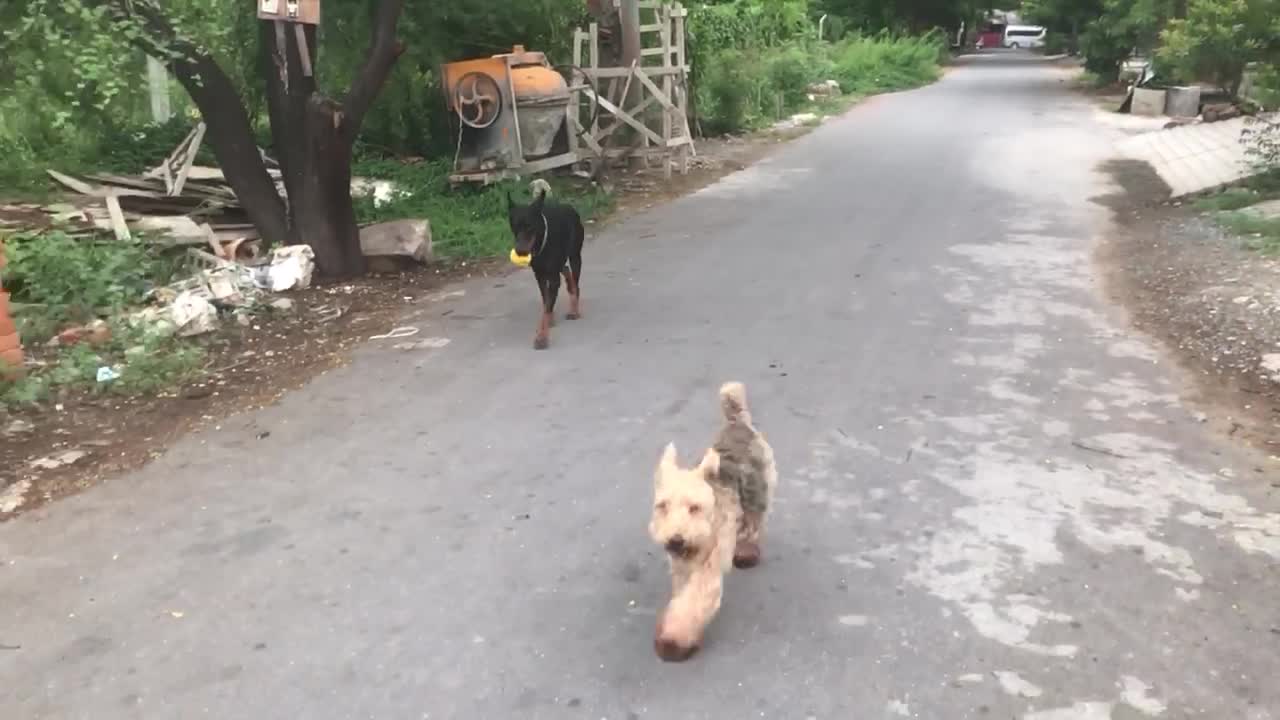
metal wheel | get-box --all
[454,71,502,129]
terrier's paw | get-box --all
[654,635,700,662]
[733,541,761,569]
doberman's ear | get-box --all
[530,189,546,213]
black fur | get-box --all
[507,188,585,349]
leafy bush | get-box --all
[699,50,759,134]
[1,231,181,337]
[0,318,206,406]
[351,159,612,259]
[831,32,942,95]
[768,47,820,108]
[1158,0,1271,96]
[1243,114,1280,172]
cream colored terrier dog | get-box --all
[649,382,778,662]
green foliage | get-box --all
[350,159,613,259]
[1,231,183,338]
[831,31,944,94]
[1158,0,1275,95]
[1243,115,1280,172]
[687,1,945,134]
[1073,0,1176,80]
[1220,211,1280,254]
[1193,187,1268,212]
[0,317,206,407]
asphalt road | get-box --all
[4,53,1280,720]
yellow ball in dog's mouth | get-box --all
[509,249,532,267]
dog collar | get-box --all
[532,213,548,257]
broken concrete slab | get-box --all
[1118,116,1251,197]
[361,219,433,273]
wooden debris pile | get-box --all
[0,123,276,262]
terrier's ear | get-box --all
[659,443,678,469]
[655,442,678,485]
[698,448,720,479]
[506,190,514,210]
[530,189,546,213]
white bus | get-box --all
[1003,25,1047,49]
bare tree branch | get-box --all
[340,0,406,144]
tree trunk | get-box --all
[297,97,365,276]
[260,4,405,280]
[100,0,403,281]
[97,0,289,247]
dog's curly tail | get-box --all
[719,382,751,423]
[529,178,552,200]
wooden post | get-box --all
[674,2,691,173]
[620,0,644,167]
[660,4,673,180]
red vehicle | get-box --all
[976,24,1006,49]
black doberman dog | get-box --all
[508,187,585,350]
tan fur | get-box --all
[649,382,778,661]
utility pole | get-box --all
[618,0,644,165]
[147,56,172,123]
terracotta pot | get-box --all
[0,239,23,377]
[0,336,23,379]
[0,292,14,337]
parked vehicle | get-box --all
[1003,25,1046,49]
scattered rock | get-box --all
[806,79,842,97]
[1261,353,1280,383]
[0,479,31,513]
[1202,103,1242,123]
[268,298,295,313]
[361,219,433,273]
[29,449,88,470]
[3,418,34,437]
[171,291,219,337]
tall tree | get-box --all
[9,0,406,279]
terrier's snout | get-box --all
[665,535,686,554]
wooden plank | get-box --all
[570,117,604,154]
[640,47,667,57]
[589,22,599,70]
[591,94,658,144]
[582,89,665,146]
[583,66,688,79]
[294,23,314,77]
[170,119,206,198]
[46,169,100,196]
[105,195,131,241]
[633,68,676,110]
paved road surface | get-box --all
[4,54,1280,719]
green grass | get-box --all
[0,228,206,408]
[1194,188,1269,212]
[830,32,945,95]
[351,159,614,259]
[1219,211,1280,254]
[1194,172,1280,212]
[695,33,944,135]
[1,317,207,407]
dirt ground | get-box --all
[1097,159,1280,464]
[0,129,813,520]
